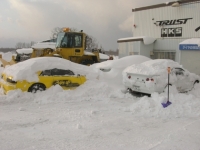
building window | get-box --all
[151,51,176,61]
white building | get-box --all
[118,0,200,75]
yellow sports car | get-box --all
[0,57,88,94]
[1,68,86,94]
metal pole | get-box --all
[161,67,172,108]
[168,72,169,102]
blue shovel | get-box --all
[162,67,172,108]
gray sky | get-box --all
[0,0,174,50]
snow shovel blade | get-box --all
[161,101,172,108]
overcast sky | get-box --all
[0,0,174,50]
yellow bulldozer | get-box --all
[1,28,100,67]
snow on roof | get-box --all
[16,48,33,54]
[117,36,156,45]
[31,42,56,49]
[123,59,181,76]
[179,38,200,46]
[3,57,97,82]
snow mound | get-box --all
[123,59,181,76]
[3,57,98,82]
[126,92,200,118]
[91,55,151,71]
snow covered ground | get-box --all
[0,52,200,150]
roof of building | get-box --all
[132,0,199,12]
[117,36,156,45]
[180,38,200,46]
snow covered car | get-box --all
[90,55,151,86]
[91,55,151,72]
[123,59,199,95]
[0,57,87,94]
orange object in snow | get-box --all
[167,67,171,74]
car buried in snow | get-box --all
[122,59,200,96]
[91,55,151,72]
[0,57,87,94]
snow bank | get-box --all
[1,52,200,120]
[90,55,151,86]
[126,91,200,118]
[91,55,151,71]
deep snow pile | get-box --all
[0,55,200,118]
[91,55,150,71]
[2,57,98,82]
[90,55,151,86]
[0,53,200,150]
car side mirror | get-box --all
[77,74,80,77]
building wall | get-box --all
[133,2,200,38]
[140,43,153,58]
[118,41,140,58]
[118,1,200,74]
[153,38,187,62]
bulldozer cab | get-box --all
[24,28,100,66]
[55,28,99,65]
[56,31,85,60]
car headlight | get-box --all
[6,77,17,84]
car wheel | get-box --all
[28,83,46,93]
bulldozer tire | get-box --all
[28,83,46,93]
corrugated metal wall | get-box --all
[154,39,184,62]
[118,41,140,58]
[133,2,200,38]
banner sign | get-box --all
[156,18,193,26]
[161,27,182,37]
[179,44,200,50]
